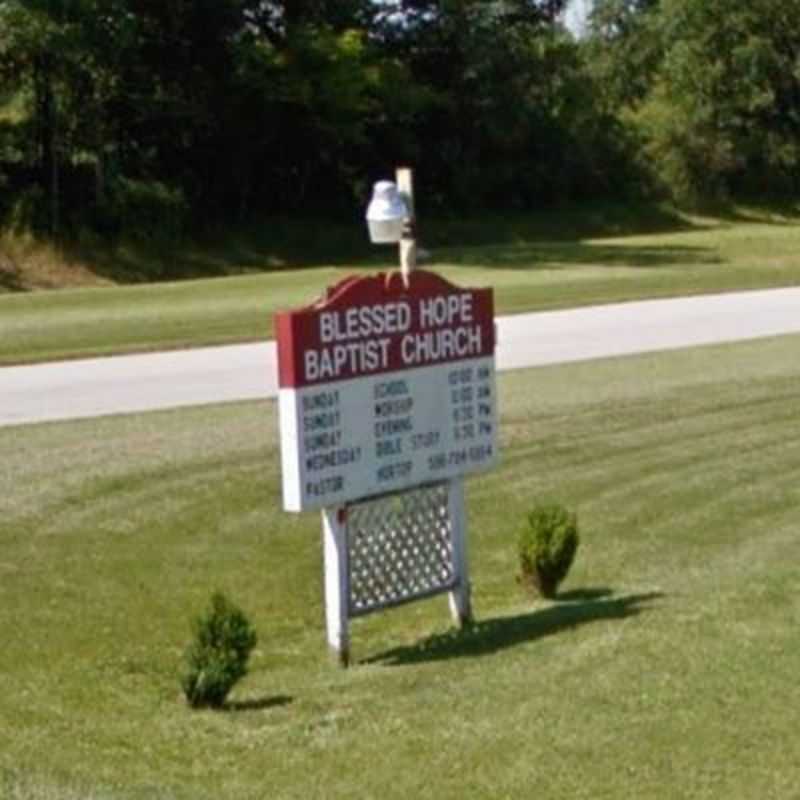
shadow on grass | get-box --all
[365,590,663,666]
[42,198,797,286]
[44,202,715,285]
[223,694,293,713]
[555,586,616,602]
[438,241,722,271]
[56,234,722,286]
[58,220,380,284]
[689,198,800,226]
[425,204,696,247]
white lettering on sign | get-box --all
[319,302,412,343]
[302,301,485,382]
[401,326,483,365]
[419,294,473,328]
[304,337,391,381]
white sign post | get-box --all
[448,477,472,625]
[321,506,350,660]
[276,170,497,665]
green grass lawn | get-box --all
[2,334,799,798]
[2,207,800,364]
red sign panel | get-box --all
[276,270,495,388]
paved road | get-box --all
[2,287,799,428]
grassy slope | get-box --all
[2,335,799,798]
[2,207,800,364]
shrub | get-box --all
[518,503,579,599]
[181,592,257,709]
[107,178,188,244]
[5,185,48,232]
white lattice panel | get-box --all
[347,483,457,616]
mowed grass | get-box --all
[3,208,800,364]
[2,335,800,798]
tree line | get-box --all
[1,0,799,240]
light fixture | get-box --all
[365,180,409,244]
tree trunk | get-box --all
[34,54,59,233]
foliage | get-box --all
[655,0,800,200]
[181,591,257,709]
[3,0,800,244]
[587,0,800,203]
[518,502,579,598]
[376,0,620,210]
[4,185,46,231]
[586,0,662,110]
[105,178,188,245]
[0,0,628,243]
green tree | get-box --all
[377,0,627,209]
[0,0,643,242]
[586,0,662,109]
[636,0,800,200]
[0,0,140,230]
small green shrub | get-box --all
[518,503,579,599]
[181,592,257,709]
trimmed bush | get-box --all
[518,503,579,599]
[181,592,257,709]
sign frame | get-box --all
[276,269,498,513]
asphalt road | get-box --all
[2,287,799,428]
